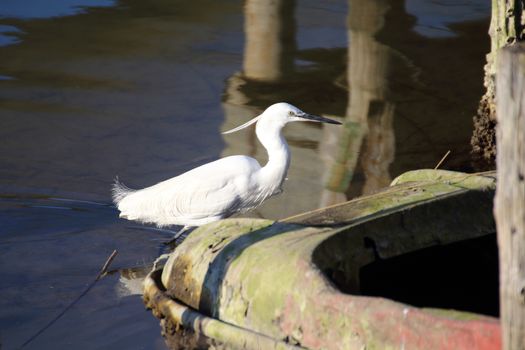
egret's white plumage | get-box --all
[112,102,341,232]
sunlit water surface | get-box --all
[0,0,489,349]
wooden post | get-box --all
[495,44,525,350]
[472,0,525,169]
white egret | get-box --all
[112,102,341,242]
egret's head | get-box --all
[222,102,341,135]
[265,102,341,125]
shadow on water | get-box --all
[0,0,491,348]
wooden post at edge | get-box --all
[495,44,525,350]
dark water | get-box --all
[0,0,489,349]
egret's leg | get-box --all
[173,225,190,240]
[126,225,179,237]
[152,226,192,271]
[152,253,171,271]
[164,225,191,246]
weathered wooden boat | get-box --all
[143,169,500,349]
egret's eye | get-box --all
[288,111,294,116]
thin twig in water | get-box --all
[19,250,118,349]
[98,250,118,278]
[434,150,451,169]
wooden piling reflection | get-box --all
[243,0,295,82]
[320,0,396,207]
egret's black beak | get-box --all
[300,113,342,125]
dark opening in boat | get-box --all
[359,233,499,317]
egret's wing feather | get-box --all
[112,176,135,204]
[116,156,261,226]
[159,175,237,218]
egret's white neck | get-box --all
[256,117,290,191]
